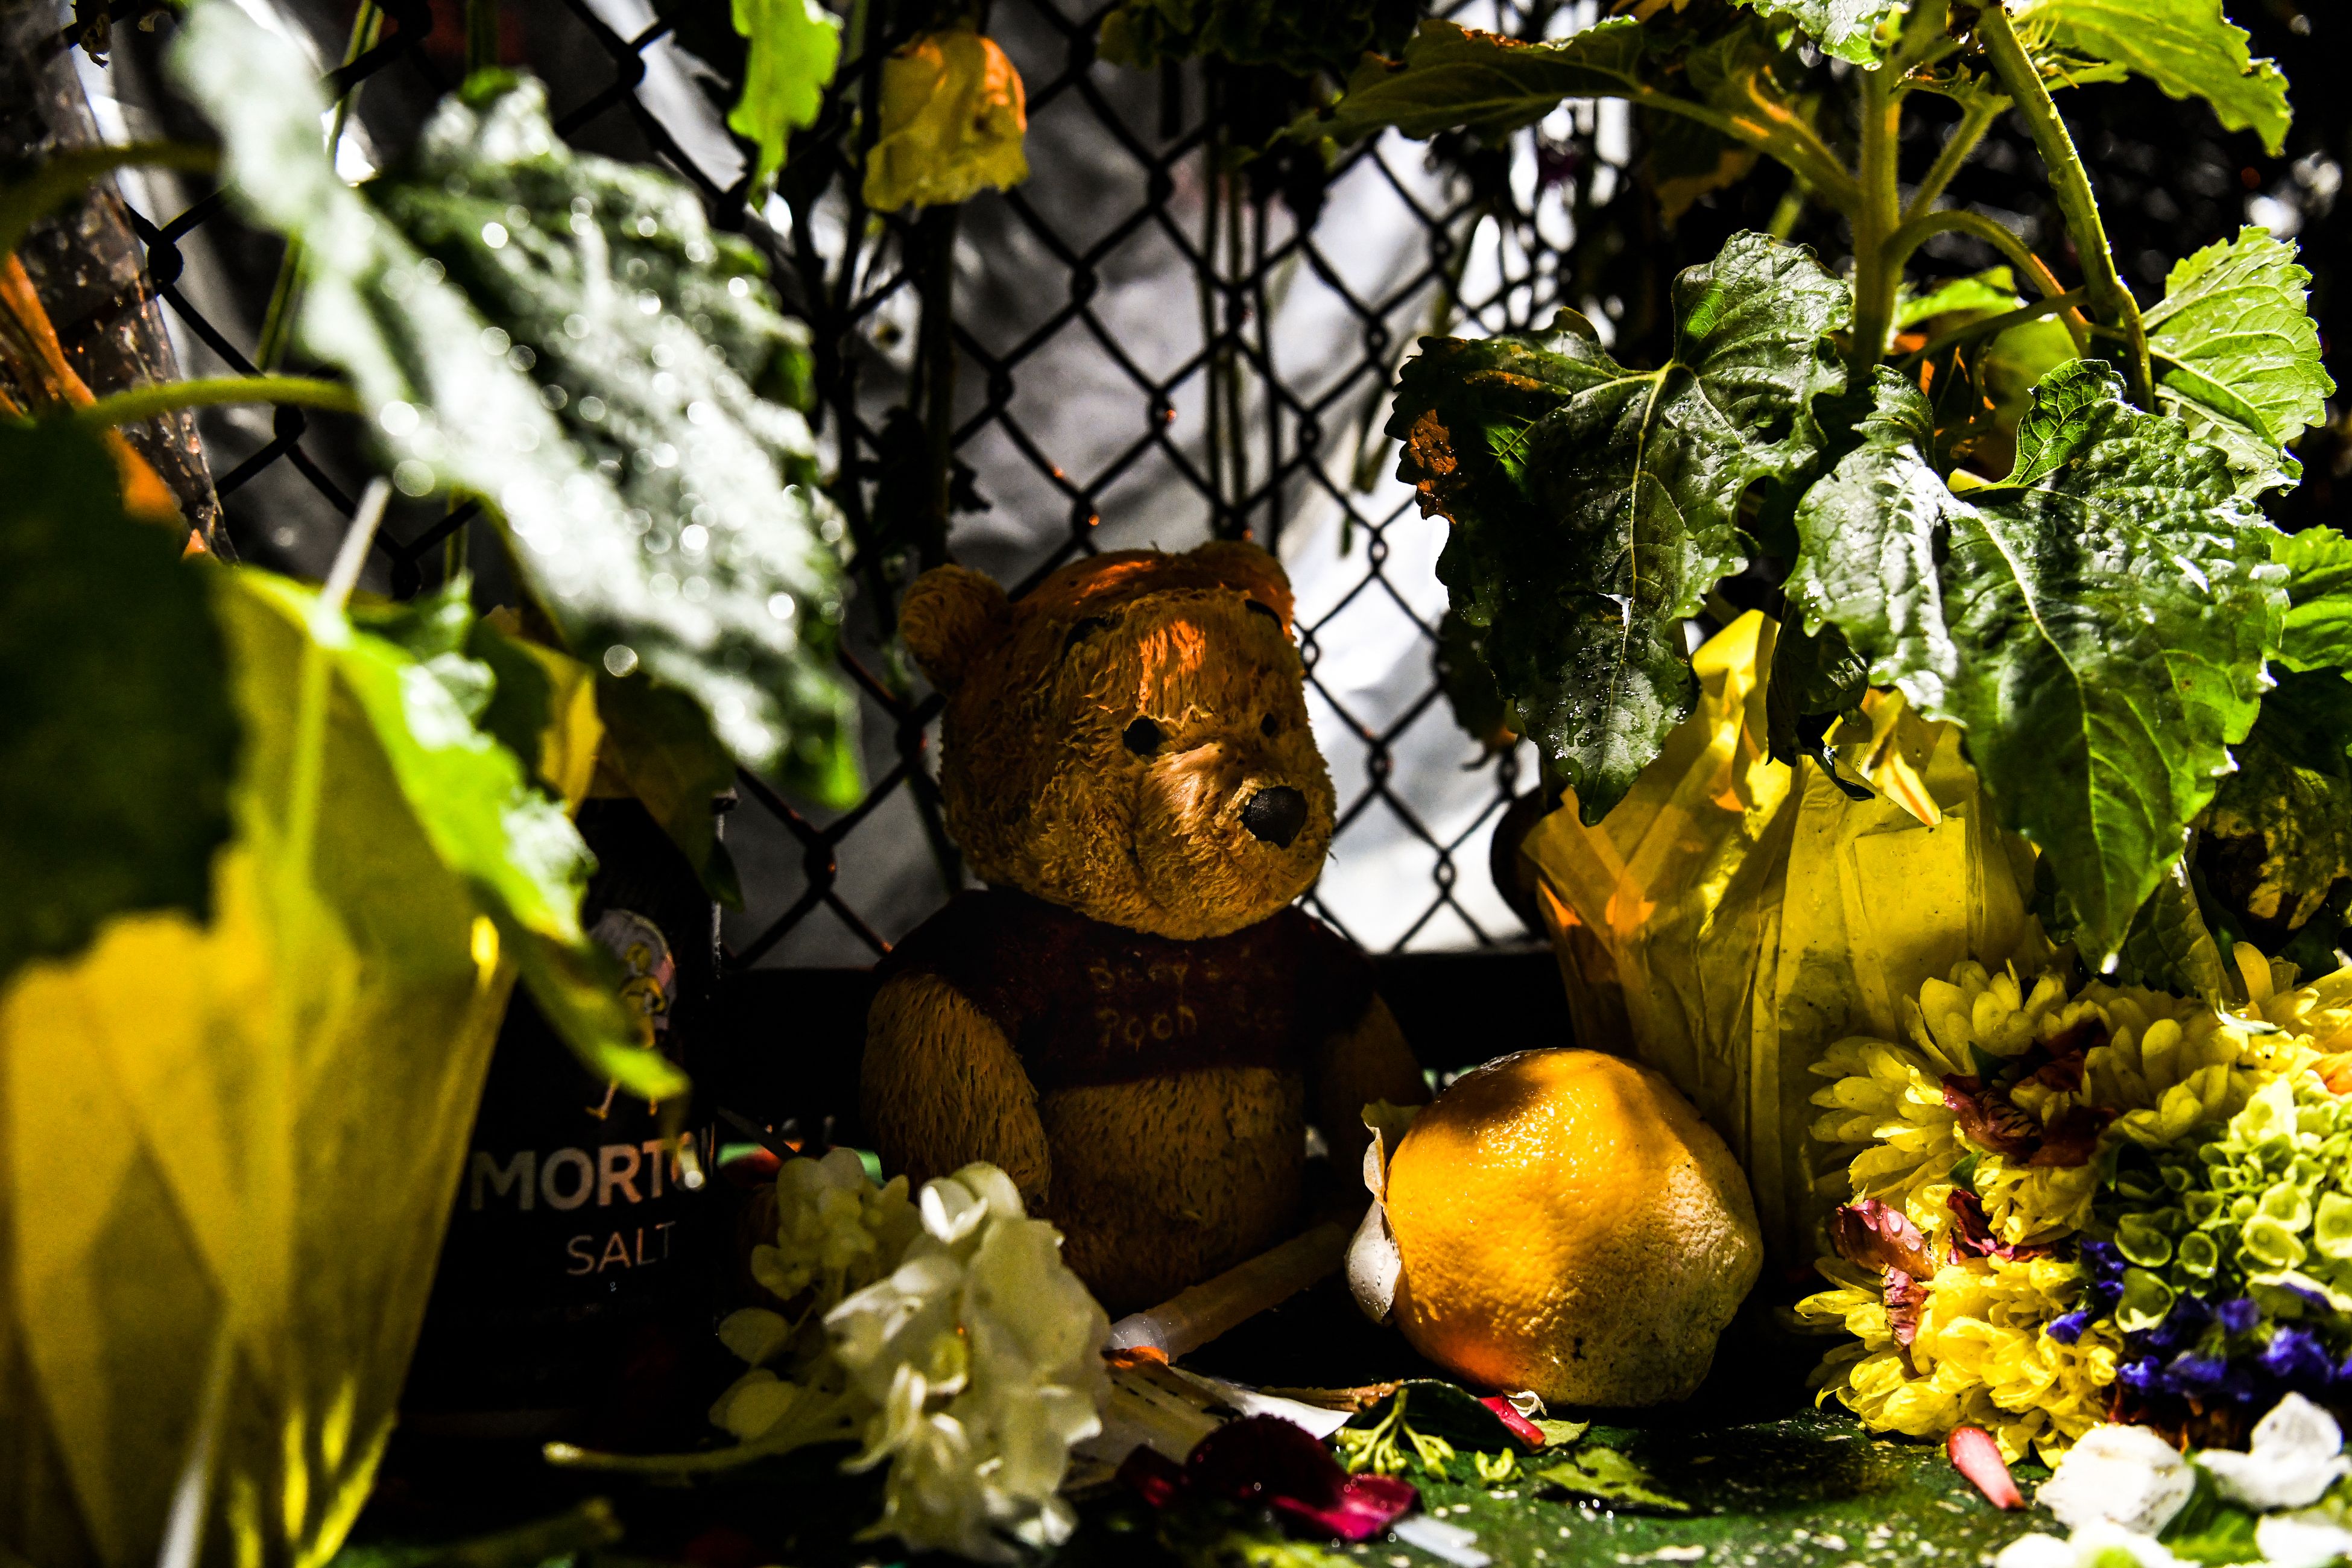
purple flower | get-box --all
[2219,1298,2260,1336]
[2262,1327,2341,1393]
[2048,1309,2093,1345]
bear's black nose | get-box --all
[1242,786,1307,849]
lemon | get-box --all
[1383,1049,1762,1406]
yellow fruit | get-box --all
[1383,1049,1762,1407]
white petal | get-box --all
[2039,1425,2196,1536]
[1346,1198,1402,1325]
[1993,1534,2077,1568]
[2257,1511,2352,1568]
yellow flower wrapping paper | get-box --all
[1522,610,2040,1261]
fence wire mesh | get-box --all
[48,0,2346,975]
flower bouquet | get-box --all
[1801,944,2352,1465]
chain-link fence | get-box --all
[43,0,2347,981]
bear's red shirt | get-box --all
[875,888,1376,1093]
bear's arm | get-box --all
[861,970,1052,1211]
[1308,994,1429,1175]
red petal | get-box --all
[1270,1474,1419,1542]
[1118,1443,1188,1510]
[1478,1397,1547,1450]
[1948,1425,2023,1510]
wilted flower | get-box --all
[2195,1393,2350,1511]
[2035,1423,2196,1535]
[862,30,1028,212]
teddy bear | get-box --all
[860,541,1429,1314]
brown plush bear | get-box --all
[861,542,1429,1314]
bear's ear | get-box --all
[1187,540,1294,630]
[900,564,1011,693]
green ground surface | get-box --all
[343,1279,2057,1568]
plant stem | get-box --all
[1637,92,1860,218]
[1881,209,2092,356]
[1904,93,2004,221]
[74,375,362,429]
[1973,3,2151,404]
[0,142,217,266]
[1847,64,1905,376]
[1900,286,2089,368]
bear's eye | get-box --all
[1123,717,1164,756]
[1260,712,1280,738]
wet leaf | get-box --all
[2146,227,2333,497]
[1533,1447,1691,1514]
[171,3,857,804]
[1731,0,1901,65]
[1788,364,2284,959]
[595,673,745,908]
[1393,232,1848,820]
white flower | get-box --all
[2038,1424,2198,1537]
[2256,1511,2352,1568]
[821,1163,1110,1564]
[2197,1394,2351,1512]
[748,1146,918,1308]
[1995,1522,2181,1568]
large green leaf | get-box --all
[1295,15,1850,204]
[169,2,856,806]
[231,571,686,1102]
[1392,231,1848,820]
[1730,0,1900,65]
[0,419,238,990]
[2145,227,2332,497]
[728,0,842,192]
[2272,526,2352,674]
[1789,364,2284,959]
[2009,0,2291,156]
[1301,16,1654,141]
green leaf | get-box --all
[1299,17,1654,142]
[727,0,843,192]
[1765,613,1868,773]
[1895,268,2021,330]
[1730,0,1901,65]
[2145,228,2333,497]
[169,2,858,806]
[2273,527,2352,674]
[227,572,686,1102]
[1392,232,1848,821]
[595,674,747,908]
[1789,364,2286,958]
[0,419,238,988]
[1434,610,1517,756]
[2205,669,2352,933]
[1532,1446,1691,1514]
[2111,859,2228,1001]
[2009,0,2292,156]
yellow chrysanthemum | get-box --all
[1907,963,2077,1068]
[1809,1037,1963,1238]
[1798,1254,2118,1466]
